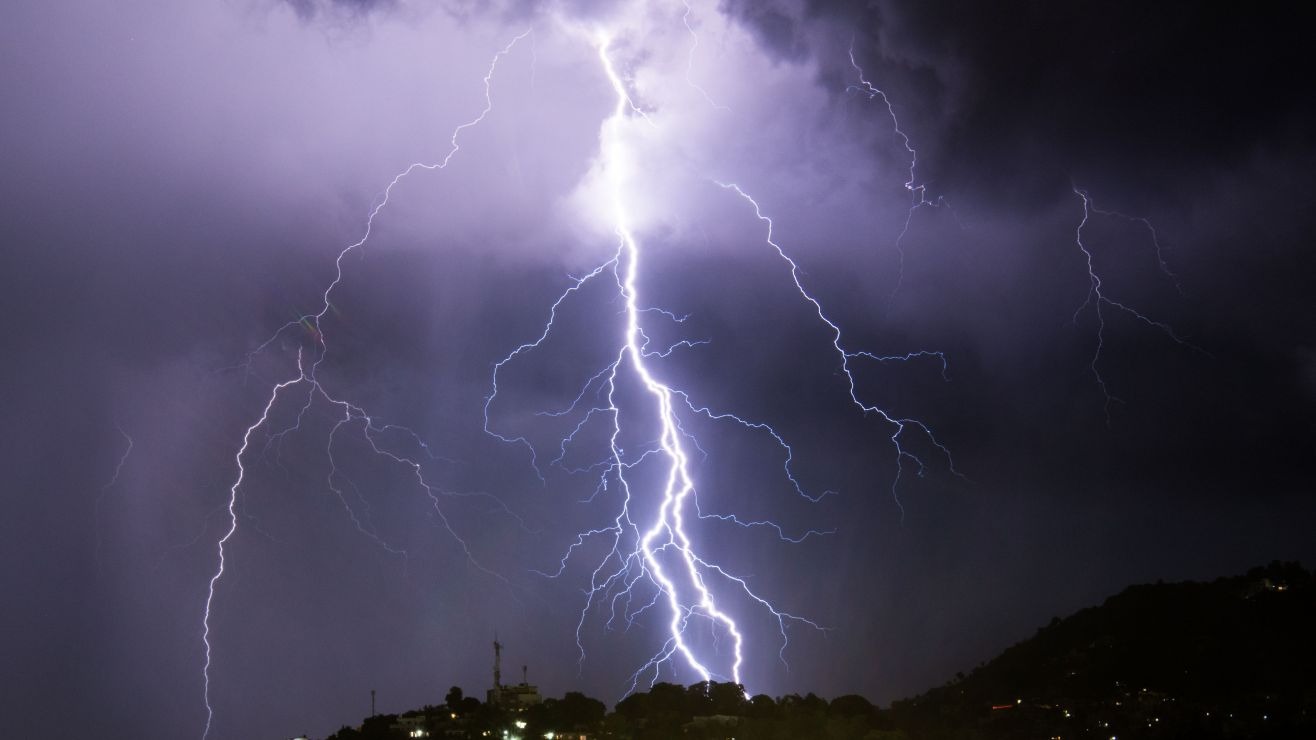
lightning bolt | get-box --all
[715,182,961,517]
[846,40,1197,421]
[487,29,826,692]
[847,39,957,300]
[1070,184,1205,421]
[594,30,813,686]
[93,423,134,573]
[484,18,959,696]
[1080,189,1183,294]
[200,31,530,739]
[681,0,729,111]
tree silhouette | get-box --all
[444,686,463,712]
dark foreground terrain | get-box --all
[320,562,1316,739]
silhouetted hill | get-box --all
[318,562,1316,739]
[889,561,1316,738]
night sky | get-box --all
[2,2,1314,739]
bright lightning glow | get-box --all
[602,32,755,685]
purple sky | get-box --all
[2,1,1314,739]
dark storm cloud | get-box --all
[712,0,1316,488]
[730,0,1315,205]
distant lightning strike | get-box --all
[847,41,1196,420]
[847,40,956,298]
[200,32,530,739]
[1082,191,1183,295]
[94,423,134,572]
[1070,185,1204,420]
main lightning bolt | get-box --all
[596,34,810,687]
[487,30,824,691]
[200,32,530,739]
[485,19,957,694]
